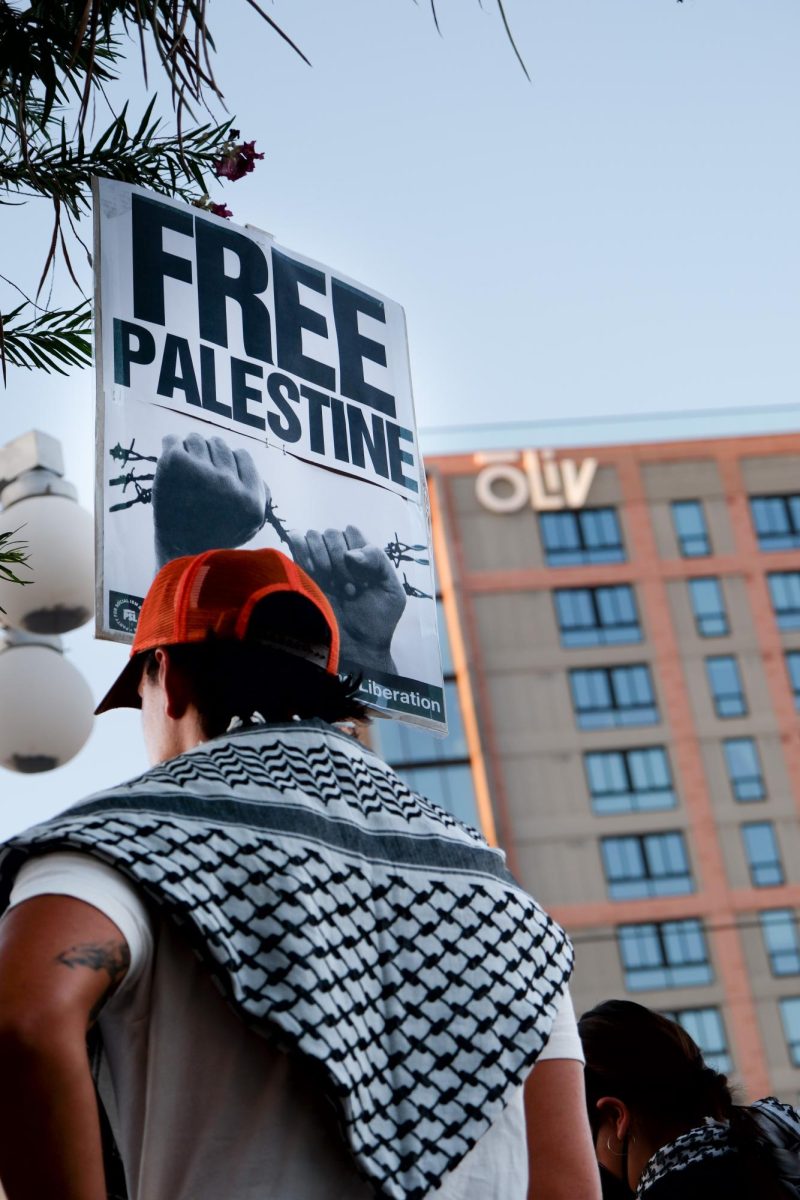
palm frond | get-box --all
[0,301,92,376]
[0,528,31,615]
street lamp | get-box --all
[0,430,94,633]
[0,630,95,772]
[0,430,96,773]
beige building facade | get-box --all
[373,429,800,1103]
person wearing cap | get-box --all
[0,548,599,1200]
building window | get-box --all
[750,495,800,552]
[761,910,800,976]
[569,665,659,730]
[705,655,747,718]
[779,997,800,1067]
[742,822,784,887]
[584,747,676,815]
[723,737,766,802]
[672,500,711,558]
[601,832,693,900]
[662,1007,732,1073]
[554,585,641,647]
[617,919,713,991]
[374,599,479,828]
[768,572,800,631]
[539,507,626,567]
[786,652,800,710]
[688,577,729,637]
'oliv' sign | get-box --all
[474,450,598,514]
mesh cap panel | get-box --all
[95,548,340,714]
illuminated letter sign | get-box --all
[474,450,597,514]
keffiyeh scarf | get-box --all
[0,719,573,1200]
[637,1097,800,1197]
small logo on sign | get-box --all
[109,591,143,634]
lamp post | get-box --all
[0,430,95,773]
[0,630,95,773]
[0,430,94,633]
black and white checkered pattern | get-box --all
[636,1097,800,1197]
[0,720,573,1200]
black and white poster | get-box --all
[94,179,445,731]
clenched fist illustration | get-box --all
[286,525,406,675]
[152,434,268,568]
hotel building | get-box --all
[373,417,800,1103]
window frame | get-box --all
[617,918,713,991]
[761,910,800,977]
[601,831,693,900]
[768,572,800,631]
[741,821,784,888]
[786,652,800,711]
[779,996,800,1067]
[554,583,642,647]
[687,576,729,638]
[569,664,659,730]
[723,737,766,802]
[539,506,626,567]
[671,500,712,558]
[584,746,677,815]
[750,495,800,552]
[662,1007,732,1073]
[705,655,748,719]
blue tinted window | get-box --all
[570,665,658,729]
[584,747,676,815]
[688,577,728,637]
[779,997,800,1066]
[539,507,625,566]
[436,598,454,675]
[705,656,747,718]
[602,832,693,900]
[399,763,478,829]
[742,822,784,887]
[554,584,641,647]
[787,653,800,710]
[761,911,800,976]
[768,573,800,631]
[377,679,467,765]
[672,501,711,557]
[751,495,800,552]
[618,919,713,990]
[662,1008,732,1073]
[723,738,765,802]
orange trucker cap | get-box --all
[95,547,340,714]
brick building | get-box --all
[373,422,800,1102]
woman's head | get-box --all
[579,1000,735,1193]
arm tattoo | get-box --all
[56,940,131,1021]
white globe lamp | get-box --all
[0,430,94,634]
[0,632,94,773]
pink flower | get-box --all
[192,197,234,220]
[214,138,265,183]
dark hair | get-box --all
[579,999,788,1199]
[142,593,367,737]
[580,999,732,1136]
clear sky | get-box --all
[1,0,799,835]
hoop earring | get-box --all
[606,1135,627,1158]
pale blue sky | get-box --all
[1,0,799,834]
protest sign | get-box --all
[93,178,445,731]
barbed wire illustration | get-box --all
[108,445,432,597]
[402,573,432,599]
[108,441,157,512]
[384,534,429,569]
